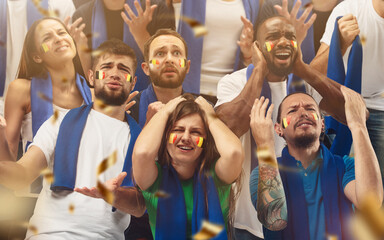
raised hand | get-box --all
[121,0,157,52]
[145,101,165,125]
[252,41,269,76]
[274,0,317,43]
[340,86,367,129]
[124,91,139,114]
[250,97,274,147]
[338,14,360,54]
[74,172,128,200]
[64,16,88,49]
[161,96,185,115]
[237,16,254,66]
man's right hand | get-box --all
[145,101,165,125]
[250,97,274,147]
[338,14,360,54]
[252,41,269,76]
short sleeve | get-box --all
[215,68,247,108]
[342,155,355,190]
[249,166,260,210]
[320,1,350,46]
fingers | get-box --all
[0,116,6,128]
[290,0,301,20]
[64,16,71,26]
[274,0,289,18]
[297,3,313,23]
[266,104,274,120]
[124,3,137,21]
[135,0,144,17]
[116,172,128,187]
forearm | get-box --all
[351,125,383,208]
[216,67,266,137]
[132,31,150,54]
[0,130,16,162]
[112,187,146,217]
[0,161,29,190]
[78,49,92,81]
[310,45,329,75]
[297,63,347,124]
[209,118,244,183]
[256,145,287,231]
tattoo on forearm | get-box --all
[257,163,287,231]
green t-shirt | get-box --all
[141,162,231,239]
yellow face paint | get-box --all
[125,74,131,82]
[291,40,297,49]
[311,113,318,121]
[195,136,204,148]
[41,43,50,53]
[282,116,291,129]
[169,133,177,144]
[265,41,274,52]
[179,58,186,68]
[95,71,105,80]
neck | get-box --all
[373,0,384,18]
[93,102,126,121]
[47,62,77,90]
[152,84,183,104]
[266,72,286,83]
[171,159,199,181]
[103,0,125,10]
[286,140,320,169]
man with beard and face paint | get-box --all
[215,15,351,239]
[249,88,382,239]
[130,29,195,128]
[0,39,146,239]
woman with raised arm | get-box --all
[132,94,244,239]
[4,17,92,163]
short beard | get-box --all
[149,68,186,89]
[95,87,129,106]
[264,50,297,77]
[293,133,318,149]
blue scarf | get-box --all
[0,0,48,97]
[30,73,92,138]
[263,144,353,240]
[92,0,149,91]
[178,0,260,94]
[325,16,362,156]
[138,84,158,128]
[51,103,141,191]
[155,165,227,240]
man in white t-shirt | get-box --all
[311,0,384,180]
[0,39,145,239]
[215,16,349,239]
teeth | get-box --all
[276,53,289,56]
[179,146,192,150]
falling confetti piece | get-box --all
[97,181,115,205]
[31,0,59,18]
[68,203,75,214]
[300,2,313,11]
[180,16,208,38]
[154,190,170,198]
[193,220,224,240]
[357,194,384,237]
[327,234,338,240]
[97,151,117,175]
[62,77,68,83]
[91,49,106,57]
[40,168,54,184]
[51,109,59,124]
[94,99,113,114]
[256,148,273,160]
[38,92,53,103]
[360,35,366,46]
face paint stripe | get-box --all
[125,74,131,82]
[291,40,297,49]
[265,41,274,52]
[312,113,318,120]
[169,133,177,144]
[95,71,105,80]
[196,137,204,148]
[42,43,49,53]
[282,116,291,129]
[179,59,186,68]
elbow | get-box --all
[257,212,287,231]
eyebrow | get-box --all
[118,63,131,72]
[100,62,112,68]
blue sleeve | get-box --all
[249,166,260,211]
[342,156,355,190]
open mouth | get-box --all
[55,45,69,52]
[275,52,291,60]
[295,120,314,128]
[177,145,194,151]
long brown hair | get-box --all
[17,17,82,79]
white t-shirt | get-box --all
[200,0,245,96]
[320,0,384,111]
[215,68,321,237]
[1,0,75,115]
[26,109,131,240]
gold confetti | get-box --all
[180,16,208,38]
[154,190,170,199]
[29,225,39,235]
[360,35,366,46]
[31,0,59,18]
[192,220,224,240]
[18,222,39,235]
[40,168,54,184]
[38,92,53,103]
[51,109,59,124]
[97,151,117,175]
[327,234,338,240]
[91,49,106,57]
[97,181,115,205]
[94,99,113,114]
[68,203,75,214]
[62,77,68,83]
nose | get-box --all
[275,36,291,49]
[180,131,192,143]
[297,108,309,118]
[164,52,176,64]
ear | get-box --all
[141,62,150,76]
[88,69,95,87]
[130,76,137,91]
[275,122,283,138]
[321,117,325,133]
[33,54,43,64]
[186,59,191,74]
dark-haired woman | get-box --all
[132,95,244,239]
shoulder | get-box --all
[6,79,31,110]
[215,68,247,107]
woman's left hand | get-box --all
[237,16,254,66]
[64,16,88,50]
[195,96,216,121]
